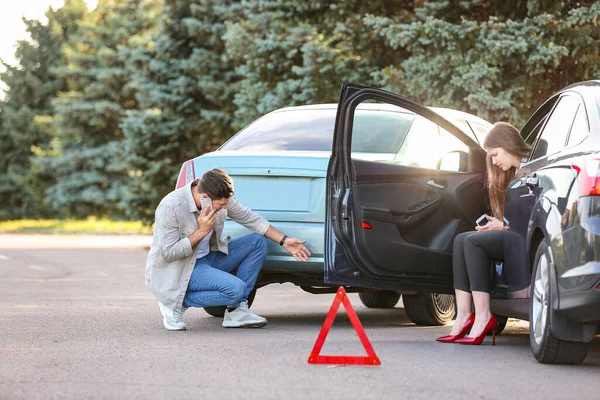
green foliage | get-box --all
[366,0,600,125]
[0,0,88,220]
[1,0,599,222]
[223,0,413,129]
[43,0,159,219]
[121,0,239,223]
[0,217,152,234]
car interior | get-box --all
[329,96,489,293]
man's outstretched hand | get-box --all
[283,238,311,262]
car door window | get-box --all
[395,117,469,171]
[395,116,440,169]
[566,104,589,147]
[523,116,547,147]
[351,107,415,154]
[531,95,580,160]
[467,120,490,146]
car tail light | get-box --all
[360,222,372,230]
[175,159,195,189]
[571,157,600,196]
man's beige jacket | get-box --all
[145,180,270,311]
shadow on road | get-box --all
[261,307,414,328]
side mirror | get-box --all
[438,151,469,172]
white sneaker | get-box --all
[222,301,267,328]
[157,301,187,331]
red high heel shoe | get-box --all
[455,314,498,345]
[436,313,475,343]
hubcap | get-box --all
[432,293,455,315]
[532,253,549,345]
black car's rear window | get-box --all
[219,109,415,153]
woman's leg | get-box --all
[451,289,474,335]
[463,231,505,337]
[450,232,474,335]
[471,291,492,336]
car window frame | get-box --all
[565,100,590,148]
[529,93,581,162]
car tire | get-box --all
[358,291,401,308]
[403,293,456,326]
[529,239,588,365]
[203,288,257,318]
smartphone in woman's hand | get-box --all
[476,214,487,226]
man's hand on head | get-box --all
[283,238,311,262]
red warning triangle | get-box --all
[307,286,381,366]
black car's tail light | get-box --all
[571,157,600,196]
[175,159,195,189]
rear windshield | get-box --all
[219,109,415,153]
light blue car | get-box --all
[175,102,491,323]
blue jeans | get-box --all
[183,233,268,308]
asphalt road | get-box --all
[1,234,599,400]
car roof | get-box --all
[520,80,600,140]
[561,79,600,92]
[272,103,491,127]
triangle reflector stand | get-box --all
[307,286,381,366]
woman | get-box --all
[437,122,531,345]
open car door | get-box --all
[325,84,488,294]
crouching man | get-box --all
[145,168,311,330]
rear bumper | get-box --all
[558,283,600,323]
[222,220,324,274]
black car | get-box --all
[324,81,600,364]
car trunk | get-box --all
[193,151,330,223]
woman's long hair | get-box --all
[483,122,531,219]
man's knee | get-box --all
[225,279,247,303]
[251,233,268,255]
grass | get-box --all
[0,218,153,235]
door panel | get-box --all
[325,84,487,294]
[348,160,484,276]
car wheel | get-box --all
[403,293,456,326]
[204,288,257,318]
[358,291,401,308]
[529,239,588,364]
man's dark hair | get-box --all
[197,169,234,199]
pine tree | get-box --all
[365,0,600,125]
[0,0,88,220]
[121,0,240,223]
[46,0,158,218]
[222,0,414,129]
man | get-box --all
[145,168,311,330]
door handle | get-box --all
[427,179,447,190]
